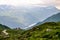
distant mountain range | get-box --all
[26,12,60,30]
[0,12,60,30]
[38,12,60,23]
[0,16,26,29]
[43,13,60,22]
[0,5,60,29]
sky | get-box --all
[0,0,60,9]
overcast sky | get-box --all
[0,0,60,9]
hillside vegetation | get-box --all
[0,22,60,40]
[0,24,10,30]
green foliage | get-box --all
[0,24,10,30]
[0,22,60,40]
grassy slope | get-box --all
[24,22,60,40]
[0,22,60,40]
[0,24,10,30]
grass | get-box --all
[0,22,60,40]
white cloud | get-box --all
[0,0,56,6]
[0,0,60,9]
[54,0,60,9]
[0,0,44,6]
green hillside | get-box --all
[0,24,10,30]
[23,22,60,40]
[0,22,60,40]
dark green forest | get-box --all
[0,22,60,40]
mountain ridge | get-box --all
[0,23,10,30]
[27,12,60,30]
[0,5,59,29]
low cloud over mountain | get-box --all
[0,5,59,29]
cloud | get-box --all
[54,0,60,9]
[0,0,60,10]
[35,0,60,9]
[0,0,44,6]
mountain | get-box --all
[27,12,60,30]
[0,24,10,30]
[43,12,60,22]
[21,6,59,29]
[28,6,59,21]
[0,5,39,29]
[0,16,26,29]
[0,5,59,29]
[36,12,60,27]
